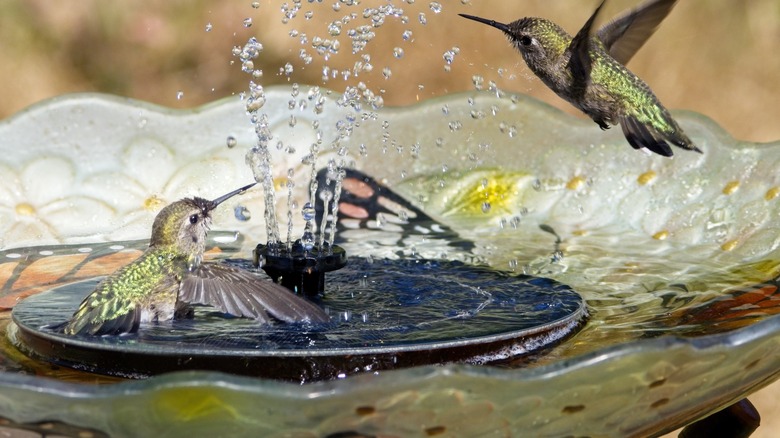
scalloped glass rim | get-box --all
[2,315,778,436]
[1,90,780,436]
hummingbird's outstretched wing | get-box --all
[597,0,678,65]
[568,0,606,100]
[181,263,330,324]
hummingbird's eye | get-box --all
[519,35,533,46]
[189,214,199,224]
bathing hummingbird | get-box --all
[63,182,329,336]
[460,0,702,157]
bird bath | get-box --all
[0,90,779,436]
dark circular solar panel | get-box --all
[11,258,586,381]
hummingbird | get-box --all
[63,182,329,336]
[460,0,703,157]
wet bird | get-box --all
[63,182,329,336]
[460,0,702,157]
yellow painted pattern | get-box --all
[722,181,740,195]
[637,171,656,185]
[652,230,669,240]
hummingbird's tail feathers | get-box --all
[620,114,702,156]
[671,132,703,154]
[620,115,674,157]
[182,264,330,324]
[64,306,141,336]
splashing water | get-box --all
[235,37,281,245]
[234,0,454,250]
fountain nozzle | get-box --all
[253,240,347,296]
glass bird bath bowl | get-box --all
[1,91,780,437]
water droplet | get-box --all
[418,12,427,24]
[226,136,237,148]
[302,202,315,221]
[481,202,491,213]
[392,47,404,59]
[472,75,484,90]
[243,17,253,28]
[176,90,184,100]
[234,205,252,221]
[319,188,333,205]
[402,30,413,41]
[429,2,442,13]
[301,231,315,250]
[382,67,392,79]
[443,49,457,65]
[205,22,213,32]
[251,1,260,8]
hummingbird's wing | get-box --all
[568,0,606,99]
[180,263,330,323]
[597,0,678,65]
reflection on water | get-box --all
[3,200,779,382]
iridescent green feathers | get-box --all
[461,0,703,157]
[64,183,329,336]
[63,249,182,335]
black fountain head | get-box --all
[253,240,347,296]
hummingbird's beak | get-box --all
[209,182,257,209]
[458,14,512,34]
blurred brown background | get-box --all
[0,1,779,436]
[1,0,779,143]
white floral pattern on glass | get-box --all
[0,158,115,247]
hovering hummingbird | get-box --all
[460,0,703,157]
[63,182,329,336]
